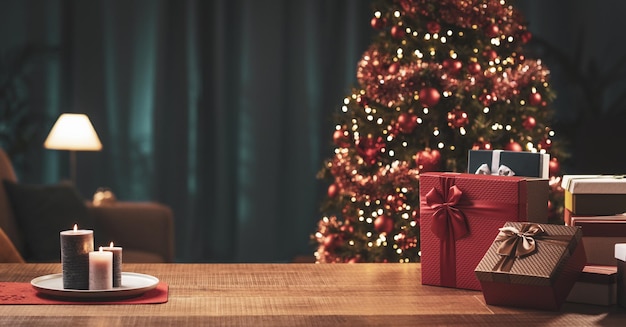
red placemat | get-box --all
[0,282,168,304]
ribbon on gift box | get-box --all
[475,163,515,176]
[423,176,519,287]
[473,150,516,176]
[492,223,573,272]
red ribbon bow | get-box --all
[425,185,469,241]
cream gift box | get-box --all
[616,243,626,308]
[562,175,626,216]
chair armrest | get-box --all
[87,202,174,263]
[0,226,24,263]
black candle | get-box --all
[102,242,123,287]
[60,225,94,290]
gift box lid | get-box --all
[577,265,617,284]
[475,222,583,286]
[615,243,626,261]
[570,216,626,237]
[419,172,548,223]
[562,175,626,194]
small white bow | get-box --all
[475,163,515,176]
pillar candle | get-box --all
[60,225,94,290]
[101,242,123,287]
[89,247,113,290]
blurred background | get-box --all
[1,0,625,262]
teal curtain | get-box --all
[0,0,372,262]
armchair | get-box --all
[0,148,174,263]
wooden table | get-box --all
[1,263,625,326]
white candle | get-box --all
[101,242,123,287]
[60,224,94,290]
[89,247,113,290]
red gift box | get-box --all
[474,222,586,311]
[419,172,548,290]
[567,214,626,266]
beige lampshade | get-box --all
[44,113,103,151]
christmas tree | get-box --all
[312,0,566,263]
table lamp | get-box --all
[44,113,102,185]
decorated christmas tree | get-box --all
[312,0,566,263]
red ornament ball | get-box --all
[442,59,462,75]
[483,49,498,61]
[520,31,532,44]
[340,224,354,234]
[415,148,441,172]
[504,141,523,152]
[479,92,497,106]
[323,234,342,249]
[397,113,418,134]
[388,62,400,74]
[391,25,405,39]
[522,116,536,130]
[529,92,542,106]
[426,21,441,34]
[370,17,384,30]
[539,137,552,151]
[549,158,560,176]
[486,24,500,38]
[468,62,482,74]
[472,139,492,150]
[447,109,469,128]
[333,129,351,148]
[374,215,395,234]
[356,136,385,165]
[418,87,441,107]
[327,183,339,198]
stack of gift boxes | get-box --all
[419,149,626,310]
[560,175,626,306]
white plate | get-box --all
[31,272,159,300]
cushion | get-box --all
[2,180,93,262]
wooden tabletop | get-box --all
[0,263,625,326]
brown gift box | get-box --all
[566,265,617,306]
[567,214,626,266]
[474,222,586,311]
